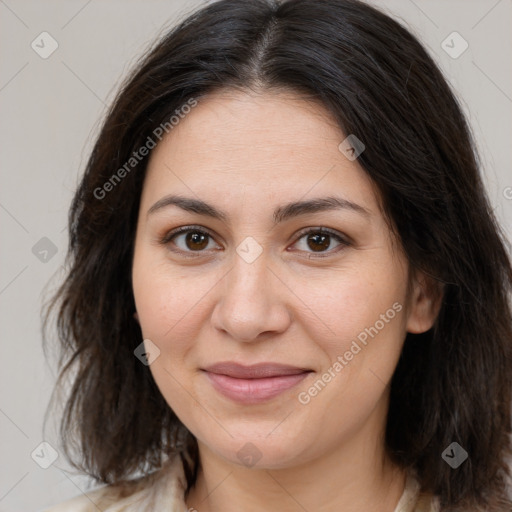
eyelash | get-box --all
[159,225,351,259]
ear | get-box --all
[406,271,443,334]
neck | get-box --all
[186,412,406,512]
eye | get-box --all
[160,225,220,256]
[290,227,350,257]
[160,225,350,259]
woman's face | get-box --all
[132,89,435,469]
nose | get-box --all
[210,248,292,342]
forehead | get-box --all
[143,89,380,215]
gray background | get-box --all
[1,0,511,510]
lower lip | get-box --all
[204,371,311,404]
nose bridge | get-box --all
[211,241,290,341]
[226,239,273,310]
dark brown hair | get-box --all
[43,0,512,510]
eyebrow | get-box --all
[147,194,371,224]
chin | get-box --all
[195,426,311,470]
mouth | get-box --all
[201,362,313,404]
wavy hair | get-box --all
[43,0,512,510]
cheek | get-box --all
[293,271,407,446]
[132,253,215,356]
[132,255,209,418]
[293,264,407,357]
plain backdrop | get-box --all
[1,0,511,510]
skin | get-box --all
[131,89,440,512]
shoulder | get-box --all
[41,455,189,512]
[394,472,440,512]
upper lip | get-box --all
[203,362,312,379]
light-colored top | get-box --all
[42,455,440,512]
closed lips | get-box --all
[202,362,312,378]
[202,362,313,404]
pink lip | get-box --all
[202,362,312,404]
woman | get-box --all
[43,0,512,511]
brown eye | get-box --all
[184,231,209,251]
[162,226,220,255]
[292,228,350,257]
[306,232,331,252]
[161,226,348,259]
